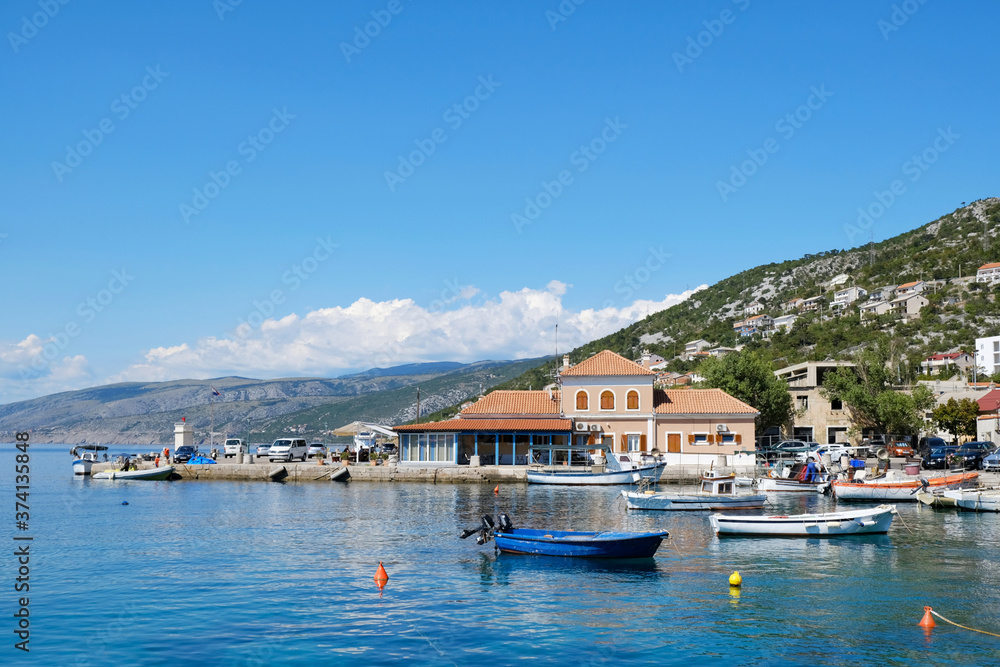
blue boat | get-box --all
[462,514,668,559]
[494,528,668,558]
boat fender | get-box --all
[855,519,876,527]
[769,470,778,479]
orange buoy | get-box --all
[374,562,389,584]
[494,485,499,495]
[918,606,935,628]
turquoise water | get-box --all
[5,445,1000,666]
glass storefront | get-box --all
[401,433,457,463]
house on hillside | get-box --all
[975,336,1000,378]
[889,293,929,320]
[774,361,856,445]
[783,297,804,312]
[976,262,1000,283]
[977,387,1000,441]
[897,280,925,296]
[772,314,798,331]
[801,296,824,312]
[394,350,759,466]
[868,285,897,302]
[736,314,773,337]
[859,299,891,321]
[684,339,711,359]
[833,286,867,309]
[920,352,973,376]
[744,301,764,316]
[707,346,739,357]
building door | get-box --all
[667,433,681,453]
[793,427,814,442]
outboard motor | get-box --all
[498,513,513,533]
[475,515,496,545]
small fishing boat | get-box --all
[832,472,978,502]
[756,460,831,493]
[915,490,959,508]
[621,469,766,511]
[461,514,668,558]
[941,488,1000,512]
[71,444,108,475]
[527,443,666,486]
[710,505,897,537]
[92,457,174,481]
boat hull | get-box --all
[710,505,897,537]
[833,472,978,502]
[493,528,668,558]
[527,463,666,486]
[757,478,828,493]
[943,489,1000,512]
[622,490,766,511]
[72,459,94,476]
[92,466,175,481]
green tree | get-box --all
[931,397,980,443]
[821,339,936,436]
[700,350,793,431]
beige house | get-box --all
[774,361,855,444]
[394,350,759,466]
[889,293,928,320]
[859,299,891,320]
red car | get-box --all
[888,441,914,457]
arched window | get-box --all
[627,390,639,410]
[600,390,615,410]
[575,391,588,410]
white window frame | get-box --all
[692,432,709,445]
[626,433,641,452]
[598,388,616,412]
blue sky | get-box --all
[1,0,997,403]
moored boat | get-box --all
[622,469,765,510]
[92,465,175,481]
[832,472,978,502]
[527,443,666,486]
[462,513,668,558]
[756,460,831,493]
[71,444,108,475]
[941,488,1000,512]
[709,505,897,537]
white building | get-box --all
[684,339,711,357]
[977,262,1000,283]
[744,301,764,315]
[896,280,925,296]
[833,286,867,307]
[772,314,798,331]
[976,336,1000,377]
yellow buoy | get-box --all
[729,571,742,587]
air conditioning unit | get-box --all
[590,424,601,432]
[575,422,589,432]
[716,424,729,432]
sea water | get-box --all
[4,445,999,666]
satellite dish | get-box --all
[875,447,889,461]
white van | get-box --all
[268,438,308,462]
[223,438,249,458]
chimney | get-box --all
[563,354,570,370]
[641,349,652,369]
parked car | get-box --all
[256,443,272,457]
[173,445,197,463]
[983,450,1000,472]
[951,442,997,470]
[268,438,308,462]
[307,443,328,458]
[797,443,853,462]
[922,445,960,469]
[887,441,914,457]
[763,440,809,455]
[223,438,249,458]
[916,436,947,458]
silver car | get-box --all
[268,438,308,462]
[307,443,328,458]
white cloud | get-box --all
[0,334,93,403]
[113,282,706,382]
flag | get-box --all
[212,386,220,396]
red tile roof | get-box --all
[560,350,655,377]
[461,390,560,415]
[897,281,920,289]
[394,418,572,432]
[979,262,1000,271]
[924,352,968,361]
[977,389,1000,413]
[653,388,758,415]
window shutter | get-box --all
[688,434,695,444]
[587,433,595,446]
[707,434,715,444]
[735,434,742,445]
[640,434,647,451]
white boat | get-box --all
[941,488,1000,512]
[833,472,979,502]
[622,470,765,510]
[756,461,831,493]
[71,445,108,475]
[527,443,666,486]
[93,465,175,481]
[710,505,897,537]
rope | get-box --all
[894,509,914,535]
[931,610,1000,638]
